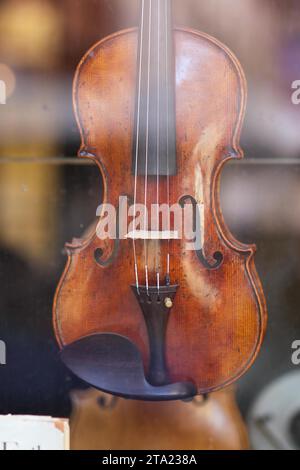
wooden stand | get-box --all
[70,387,249,450]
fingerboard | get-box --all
[132,0,177,177]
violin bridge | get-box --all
[125,230,180,240]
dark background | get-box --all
[0,0,300,421]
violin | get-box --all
[53,0,267,400]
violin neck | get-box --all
[132,0,177,177]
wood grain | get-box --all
[53,28,267,394]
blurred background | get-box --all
[0,0,300,449]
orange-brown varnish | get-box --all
[53,28,267,394]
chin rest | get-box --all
[61,333,197,401]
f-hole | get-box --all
[179,195,223,270]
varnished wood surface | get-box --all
[70,388,249,450]
[53,28,267,394]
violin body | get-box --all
[53,26,267,396]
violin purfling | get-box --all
[53,0,267,400]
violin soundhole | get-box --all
[179,195,223,270]
[94,242,120,268]
[197,250,223,270]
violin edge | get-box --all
[53,26,267,393]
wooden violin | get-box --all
[53,0,267,400]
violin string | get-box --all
[165,0,171,282]
[156,0,161,294]
[144,0,153,295]
[132,0,146,294]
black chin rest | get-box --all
[60,333,197,401]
